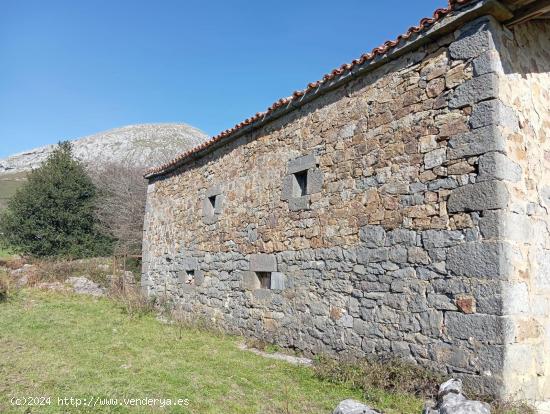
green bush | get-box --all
[0,142,113,258]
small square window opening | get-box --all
[185,269,195,285]
[256,272,272,289]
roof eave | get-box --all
[145,0,513,180]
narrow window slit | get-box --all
[208,195,217,210]
[256,272,272,289]
[293,170,308,197]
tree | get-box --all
[0,141,112,257]
[89,162,147,256]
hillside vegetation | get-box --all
[0,143,112,258]
[0,123,208,211]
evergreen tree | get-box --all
[0,141,113,257]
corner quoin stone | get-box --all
[469,100,519,131]
[447,180,509,213]
[448,125,506,160]
[473,50,503,76]
[445,312,512,344]
[449,22,495,60]
[447,241,513,280]
[448,73,499,109]
[478,152,522,182]
[479,211,532,242]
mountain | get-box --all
[0,123,208,174]
[0,123,208,208]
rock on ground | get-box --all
[237,342,312,366]
[423,379,491,414]
[333,399,381,414]
[333,379,491,414]
[66,276,105,297]
[9,264,35,287]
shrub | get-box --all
[0,142,113,258]
[89,162,147,256]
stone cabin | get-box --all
[142,0,550,407]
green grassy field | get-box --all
[0,248,13,259]
[0,290,423,414]
[0,172,27,210]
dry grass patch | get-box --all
[313,354,440,408]
[108,278,155,318]
[0,269,13,301]
[484,398,536,414]
[26,257,113,286]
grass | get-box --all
[0,289,424,414]
[0,246,14,260]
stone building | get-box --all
[142,0,550,407]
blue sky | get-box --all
[0,0,446,158]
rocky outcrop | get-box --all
[423,379,491,414]
[333,379,490,414]
[0,123,208,174]
[333,399,381,414]
[66,276,105,297]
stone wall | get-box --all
[496,19,550,408]
[142,8,548,404]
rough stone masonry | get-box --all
[142,0,550,408]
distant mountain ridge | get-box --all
[0,123,208,209]
[0,123,208,174]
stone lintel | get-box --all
[206,184,223,198]
[249,254,277,272]
[288,154,317,174]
